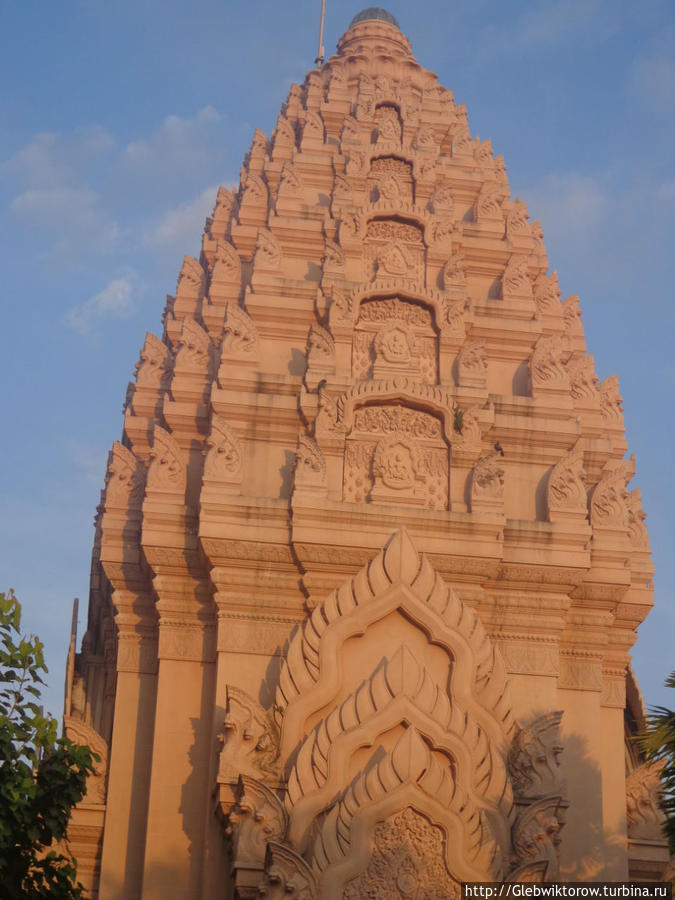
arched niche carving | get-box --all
[310,727,504,896]
[318,376,465,447]
[276,528,515,788]
[342,402,448,510]
[368,155,414,204]
[363,215,425,282]
[351,293,439,384]
[286,644,511,852]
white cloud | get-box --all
[143,184,219,253]
[66,275,136,335]
[4,126,114,190]
[476,0,613,59]
[123,106,222,176]
[516,0,600,45]
[524,172,606,239]
[11,186,118,253]
[629,55,675,115]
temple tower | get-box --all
[64,9,668,898]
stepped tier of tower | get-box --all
[64,12,664,900]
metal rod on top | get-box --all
[315,0,326,65]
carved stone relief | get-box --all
[364,218,424,282]
[64,716,109,804]
[147,426,187,495]
[294,435,327,491]
[217,685,281,785]
[457,341,487,389]
[547,448,587,521]
[306,324,335,372]
[626,762,665,841]
[470,452,505,513]
[227,775,288,870]
[222,304,260,359]
[344,807,460,900]
[255,228,283,270]
[207,186,235,241]
[176,255,205,302]
[533,272,561,314]
[343,405,448,509]
[203,415,243,485]
[530,334,571,392]
[174,318,212,374]
[134,332,171,389]
[509,712,565,801]
[352,296,438,383]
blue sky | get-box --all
[1,0,673,718]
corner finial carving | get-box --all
[294,435,327,492]
[509,712,565,800]
[176,256,206,301]
[626,761,666,841]
[530,334,571,392]
[204,415,243,485]
[104,441,145,510]
[470,453,505,513]
[222,304,260,359]
[457,341,487,389]
[63,716,109,804]
[134,332,172,389]
[546,448,587,522]
[147,426,187,495]
[255,228,283,270]
[217,686,281,785]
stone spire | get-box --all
[65,11,661,899]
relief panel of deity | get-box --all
[364,218,425,282]
[368,156,414,204]
[343,404,448,510]
[373,104,403,145]
[351,295,439,384]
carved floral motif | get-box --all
[344,807,460,900]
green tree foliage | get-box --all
[638,671,675,854]
[0,590,96,899]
